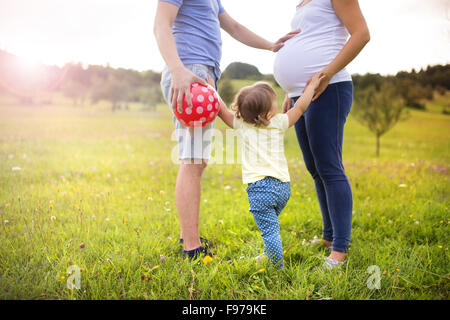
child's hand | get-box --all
[282,94,291,114]
[289,72,326,127]
[205,74,216,90]
[309,72,326,90]
[206,74,224,105]
[215,96,235,128]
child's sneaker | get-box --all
[322,257,346,270]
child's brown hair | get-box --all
[231,81,276,127]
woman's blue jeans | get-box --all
[291,81,353,253]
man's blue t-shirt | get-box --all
[160,0,225,79]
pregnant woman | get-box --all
[274,0,370,268]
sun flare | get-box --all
[16,55,42,75]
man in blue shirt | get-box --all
[154,0,298,260]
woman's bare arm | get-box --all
[312,0,370,100]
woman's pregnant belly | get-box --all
[274,36,350,98]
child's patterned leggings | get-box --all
[246,176,291,268]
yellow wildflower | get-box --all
[202,256,213,264]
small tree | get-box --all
[222,62,263,80]
[353,83,409,156]
[90,75,130,111]
[394,78,430,110]
[62,80,87,106]
[218,77,235,105]
[135,86,163,111]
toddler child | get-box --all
[211,72,323,268]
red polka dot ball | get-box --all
[174,82,220,127]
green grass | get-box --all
[0,90,449,300]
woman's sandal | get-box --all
[322,257,346,270]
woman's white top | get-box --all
[273,0,352,98]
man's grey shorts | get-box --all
[160,64,218,161]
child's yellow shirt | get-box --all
[233,114,290,184]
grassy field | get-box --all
[0,88,449,300]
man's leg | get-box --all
[176,159,207,251]
[161,63,216,255]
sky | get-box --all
[0,0,449,75]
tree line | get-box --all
[219,62,450,109]
[0,50,163,111]
[218,62,449,156]
[1,50,448,156]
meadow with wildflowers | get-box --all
[0,90,448,300]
